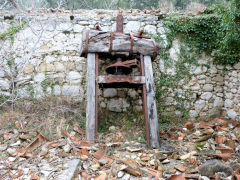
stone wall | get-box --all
[0,9,239,121]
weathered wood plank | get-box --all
[143,55,160,148]
[98,75,145,84]
[80,30,163,57]
[86,53,96,142]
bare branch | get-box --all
[8,0,19,10]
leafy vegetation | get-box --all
[162,0,240,65]
[155,45,197,130]
[0,20,27,44]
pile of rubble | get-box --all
[0,117,240,180]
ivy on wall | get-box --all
[154,1,240,127]
[0,20,27,44]
[161,0,240,65]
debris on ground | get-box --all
[0,117,240,179]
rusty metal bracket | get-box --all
[109,32,114,53]
[134,30,151,39]
[116,8,123,33]
[85,30,89,58]
[98,75,145,84]
[129,32,134,57]
[152,40,157,60]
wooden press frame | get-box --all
[86,53,160,149]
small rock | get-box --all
[199,160,233,177]
[8,157,16,162]
[10,140,21,147]
[7,148,16,155]
[162,159,170,164]
[103,88,117,98]
[180,151,197,160]
[121,173,130,180]
[99,159,109,165]
[91,163,100,171]
[118,171,125,178]
[63,144,71,153]
[199,176,210,180]
[13,129,19,135]
[0,144,8,151]
[109,126,116,132]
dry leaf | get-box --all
[93,149,106,160]
[95,173,108,180]
[214,118,228,126]
[215,136,228,144]
[9,170,23,179]
[30,174,39,180]
[148,168,162,178]
[126,147,142,152]
[17,132,47,157]
[184,174,199,179]
[79,148,89,156]
[100,156,114,166]
[214,153,232,161]
[166,174,185,180]
[170,169,177,174]
[215,147,234,153]
[81,172,92,179]
[199,122,214,129]
[175,165,186,172]
[73,124,85,135]
[184,122,194,130]
[19,134,31,140]
[232,167,240,180]
[124,167,142,177]
[178,133,186,141]
[226,140,236,149]
[4,132,14,140]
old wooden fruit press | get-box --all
[80,10,163,148]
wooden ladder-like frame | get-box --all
[86,53,160,149]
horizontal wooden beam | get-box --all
[80,30,163,57]
[98,75,145,84]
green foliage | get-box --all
[0,20,27,45]
[155,45,197,129]
[27,84,34,98]
[162,0,240,65]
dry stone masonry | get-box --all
[0,9,239,121]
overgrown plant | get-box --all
[0,20,27,45]
[162,0,240,65]
[155,45,197,129]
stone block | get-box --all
[68,71,81,80]
[0,70,4,77]
[201,92,212,101]
[24,64,35,74]
[213,97,223,107]
[0,79,10,90]
[103,88,117,98]
[54,85,61,95]
[144,25,157,35]
[54,62,65,72]
[189,110,198,118]
[124,21,141,33]
[108,99,122,112]
[62,85,80,96]
[224,99,232,108]
[34,73,45,83]
[203,84,213,92]
[40,63,55,72]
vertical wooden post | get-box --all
[86,53,96,142]
[143,56,160,148]
[140,55,151,147]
